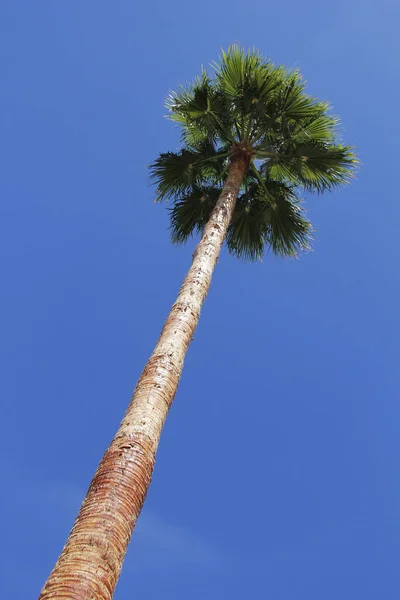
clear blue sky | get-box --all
[1,1,399,598]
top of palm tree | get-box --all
[150,45,357,261]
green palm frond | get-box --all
[226,178,311,260]
[149,145,230,201]
[268,192,312,257]
[180,120,215,150]
[291,115,340,143]
[213,46,289,142]
[275,71,329,120]
[149,150,205,201]
[169,186,221,243]
[225,190,269,261]
[264,142,357,192]
[166,69,234,145]
[213,46,283,102]
[166,70,213,119]
[150,45,357,261]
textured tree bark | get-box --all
[38,156,248,600]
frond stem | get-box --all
[250,160,272,197]
[199,152,231,163]
[209,112,236,144]
[254,150,277,159]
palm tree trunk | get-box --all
[38,155,248,600]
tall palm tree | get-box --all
[39,46,357,599]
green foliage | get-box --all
[226,179,311,261]
[150,45,357,261]
[169,186,221,244]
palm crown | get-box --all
[150,46,357,261]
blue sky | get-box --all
[1,0,399,598]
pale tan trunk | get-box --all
[39,156,248,600]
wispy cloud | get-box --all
[31,479,85,513]
[134,510,228,573]
[1,458,228,574]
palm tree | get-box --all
[39,46,357,599]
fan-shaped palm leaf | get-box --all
[150,44,357,258]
